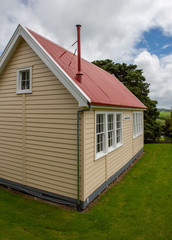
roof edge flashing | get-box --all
[0,25,22,73]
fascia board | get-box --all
[0,25,22,74]
[91,105,146,111]
[21,26,91,107]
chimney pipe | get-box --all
[76,24,83,82]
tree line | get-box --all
[92,59,171,142]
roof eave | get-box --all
[91,103,147,111]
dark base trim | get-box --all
[80,148,143,209]
[0,178,78,208]
[0,148,143,210]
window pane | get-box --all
[133,112,143,137]
[117,114,121,122]
[116,129,121,143]
[20,70,30,90]
[108,114,114,148]
[26,71,30,80]
[21,79,25,89]
[96,134,104,153]
[108,114,113,122]
[26,80,30,89]
[108,114,113,130]
[116,114,122,145]
[96,124,98,133]
[116,114,121,129]
[100,123,103,133]
[108,131,113,147]
[96,114,104,134]
[117,121,121,129]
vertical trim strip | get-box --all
[22,94,26,184]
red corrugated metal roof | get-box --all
[27,28,146,109]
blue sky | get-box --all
[137,28,172,58]
[0,0,172,109]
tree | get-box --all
[92,59,161,142]
[163,111,172,142]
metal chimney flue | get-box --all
[76,24,83,82]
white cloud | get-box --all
[1,0,172,61]
[162,43,172,49]
[0,0,172,108]
[134,51,172,109]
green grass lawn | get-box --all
[0,144,172,240]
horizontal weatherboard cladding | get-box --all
[0,148,143,209]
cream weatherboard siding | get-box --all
[0,39,81,200]
[82,110,144,201]
[0,37,144,208]
[133,134,144,155]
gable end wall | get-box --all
[0,39,81,201]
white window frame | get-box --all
[107,113,114,150]
[95,113,106,159]
[95,112,123,160]
[116,113,123,148]
[133,112,143,138]
[16,67,32,94]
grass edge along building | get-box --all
[0,24,146,210]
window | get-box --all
[17,67,32,94]
[116,113,122,145]
[95,112,123,159]
[96,114,105,154]
[133,113,136,137]
[133,112,143,138]
[108,114,114,148]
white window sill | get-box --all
[116,143,123,149]
[95,151,106,160]
[133,132,143,139]
[16,90,32,94]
